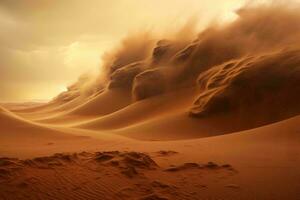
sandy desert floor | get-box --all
[1,86,300,200]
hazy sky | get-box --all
[0,0,244,102]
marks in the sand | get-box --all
[21,153,78,169]
[138,193,169,200]
[0,157,21,167]
[0,168,12,180]
[155,150,179,157]
[151,180,173,189]
[116,179,179,200]
[225,184,240,189]
[164,162,235,172]
[0,157,23,180]
[0,152,237,200]
[93,151,158,178]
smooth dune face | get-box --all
[0,106,75,142]
[1,2,300,200]
[75,88,198,131]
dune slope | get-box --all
[35,88,132,124]
[0,106,75,141]
[75,88,197,130]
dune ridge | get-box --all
[4,4,300,141]
[0,106,75,141]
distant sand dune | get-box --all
[34,88,132,125]
[0,106,77,142]
[75,88,197,130]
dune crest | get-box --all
[0,106,76,141]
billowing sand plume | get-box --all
[191,49,300,125]
[12,3,300,138]
[27,4,297,103]
[100,3,300,102]
[74,3,300,131]
[102,32,156,76]
[4,3,300,131]
[132,67,179,101]
[108,62,146,89]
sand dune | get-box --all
[71,49,300,140]
[1,115,299,200]
[13,87,101,119]
[75,88,197,130]
[65,88,132,117]
[9,100,60,113]
[0,106,76,142]
[35,88,132,124]
[116,112,231,140]
[21,95,95,122]
[1,102,46,111]
[12,88,129,124]
[31,48,300,141]
[1,3,300,200]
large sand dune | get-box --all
[75,88,197,130]
[1,3,300,200]
[32,88,132,124]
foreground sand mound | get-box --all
[0,151,236,199]
[190,49,300,127]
